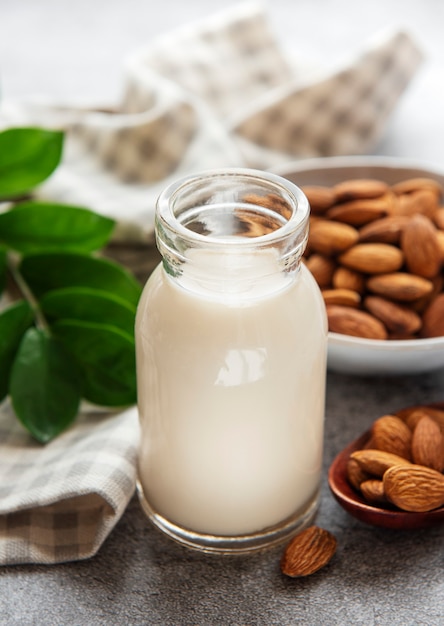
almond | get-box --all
[332,266,365,293]
[383,464,444,512]
[416,406,444,432]
[280,526,337,577]
[421,292,444,337]
[401,214,442,278]
[403,408,434,431]
[326,198,390,226]
[366,272,434,302]
[436,231,444,261]
[364,295,422,335]
[304,177,444,343]
[326,305,388,339]
[322,288,361,307]
[433,207,444,231]
[333,178,389,201]
[411,415,444,472]
[371,414,412,460]
[303,185,337,213]
[396,406,444,432]
[309,220,359,256]
[409,274,443,313]
[395,189,439,219]
[338,243,404,274]
[242,193,292,220]
[305,254,336,289]
[360,479,387,505]
[358,215,409,244]
[350,449,411,477]
[391,177,443,199]
[347,457,372,490]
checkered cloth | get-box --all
[0,402,138,565]
[0,2,423,565]
[0,2,423,242]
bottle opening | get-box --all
[157,168,308,246]
[180,200,289,239]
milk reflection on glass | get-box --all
[135,169,328,553]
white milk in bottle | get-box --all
[136,169,327,553]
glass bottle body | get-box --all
[135,169,327,553]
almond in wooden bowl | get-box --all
[328,403,444,530]
[273,156,444,375]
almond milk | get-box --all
[135,169,327,552]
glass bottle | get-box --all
[135,168,327,553]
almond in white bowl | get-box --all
[273,156,444,375]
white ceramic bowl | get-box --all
[272,156,444,376]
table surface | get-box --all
[1,1,444,624]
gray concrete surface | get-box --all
[1,1,444,624]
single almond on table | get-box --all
[366,272,434,302]
[338,243,404,274]
[309,220,359,255]
[350,449,411,477]
[364,295,422,336]
[401,214,442,279]
[326,305,388,339]
[411,415,444,472]
[281,526,337,577]
[383,464,444,512]
[371,414,412,460]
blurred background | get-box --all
[1,0,444,164]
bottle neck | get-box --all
[155,168,310,297]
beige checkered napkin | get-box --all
[233,30,424,166]
[0,3,423,240]
[0,403,138,565]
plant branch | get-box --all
[6,252,49,332]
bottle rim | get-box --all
[155,167,309,250]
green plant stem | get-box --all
[7,252,49,332]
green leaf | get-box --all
[20,252,142,307]
[53,319,137,407]
[0,127,64,199]
[9,328,83,443]
[40,287,136,336]
[0,201,115,253]
[0,300,34,401]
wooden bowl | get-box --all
[328,408,444,530]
